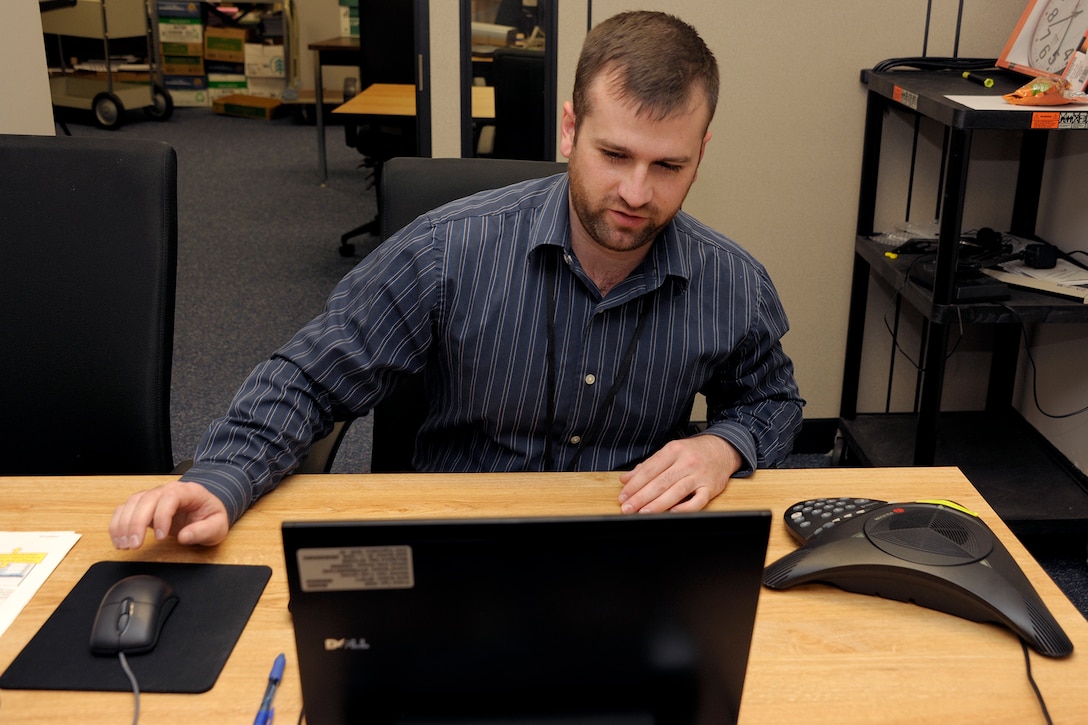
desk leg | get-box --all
[315,50,327,186]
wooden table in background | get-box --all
[333,82,495,120]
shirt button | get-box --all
[563,253,573,265]
[569,435,582,445]
[584,374,596,385]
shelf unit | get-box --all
[838,69,1088,529]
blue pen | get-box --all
[254,652,285,725]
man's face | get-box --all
[561,75,711,256]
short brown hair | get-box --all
[572,11,719,130]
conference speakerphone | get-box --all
[763,497,1074,657]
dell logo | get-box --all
[325,637,371,651]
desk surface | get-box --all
[307,36,360,53]
[1,468,1085,723]
[333,82,495,120]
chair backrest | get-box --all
[0,134,178,474]
[346,0,418,159]
[367,156,567,472]
[491,47,549,161]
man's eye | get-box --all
[657,162,682,173]
[602,150,624,161]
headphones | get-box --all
[969,227,1057,270]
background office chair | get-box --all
[339,0,418,256]
[490,47,549,161]
[367,156,568,472]
[0,134,178,474]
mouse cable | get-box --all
[117,651,141,725]
[1021,639,1054,725]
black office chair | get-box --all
[0,134,178,474]
[490,47,549,161]
[368,156,568,472]
[339,0,418,257]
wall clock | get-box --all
[998,0,1088,80]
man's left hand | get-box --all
[617,435,742,513]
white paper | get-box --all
[0,531,81,637]
[999,258,1088,287]
[945,95,1043,111]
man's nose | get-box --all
[617,166,653,209]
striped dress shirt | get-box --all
[182,173,804,523]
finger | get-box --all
[621,468,694,513]
[150,484,189,542]
[176,515,229,547]
[667,487,712,513]
[631,478,697,513]
[618,452,676,505]
[110,490,157,550]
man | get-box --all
[110,11,803,550]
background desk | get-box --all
[1,468,1086,723]
[334,82,494,120]
[307,36,361,184]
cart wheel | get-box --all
[92,92,124,130]
[144,84,174,122]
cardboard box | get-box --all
[164,74,208,106]
[160,40,203,57]
[339,6,360,38]
[161,55,204,76]
[168,88,210,107]
[212,93,285,120]
[208,72,247,101]
[244,43,285,78]
[205,26,247,63]
[159,17,202,44]
[245,76,287,99]
[156,1,202,18]
[163,74,207,90]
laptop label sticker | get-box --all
[297,546,415,592]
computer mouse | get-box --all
[89,574,179,655]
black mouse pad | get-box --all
[0,561,271,693]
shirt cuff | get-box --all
[179,464,256,526]
[697,422,757,477]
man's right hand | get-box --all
[109,480,229,550]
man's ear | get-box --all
[693,130,712,182]
[560,101,577,158]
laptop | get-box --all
[282,511,771,725]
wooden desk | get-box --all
[1,468,1085,723]
[334,82,495,121]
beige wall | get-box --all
[1,0,55,136]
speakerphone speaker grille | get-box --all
[866,509,986,561]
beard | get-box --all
[567,164,668,254]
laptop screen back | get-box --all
[283,511,770,724]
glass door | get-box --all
[459,0,557,159]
